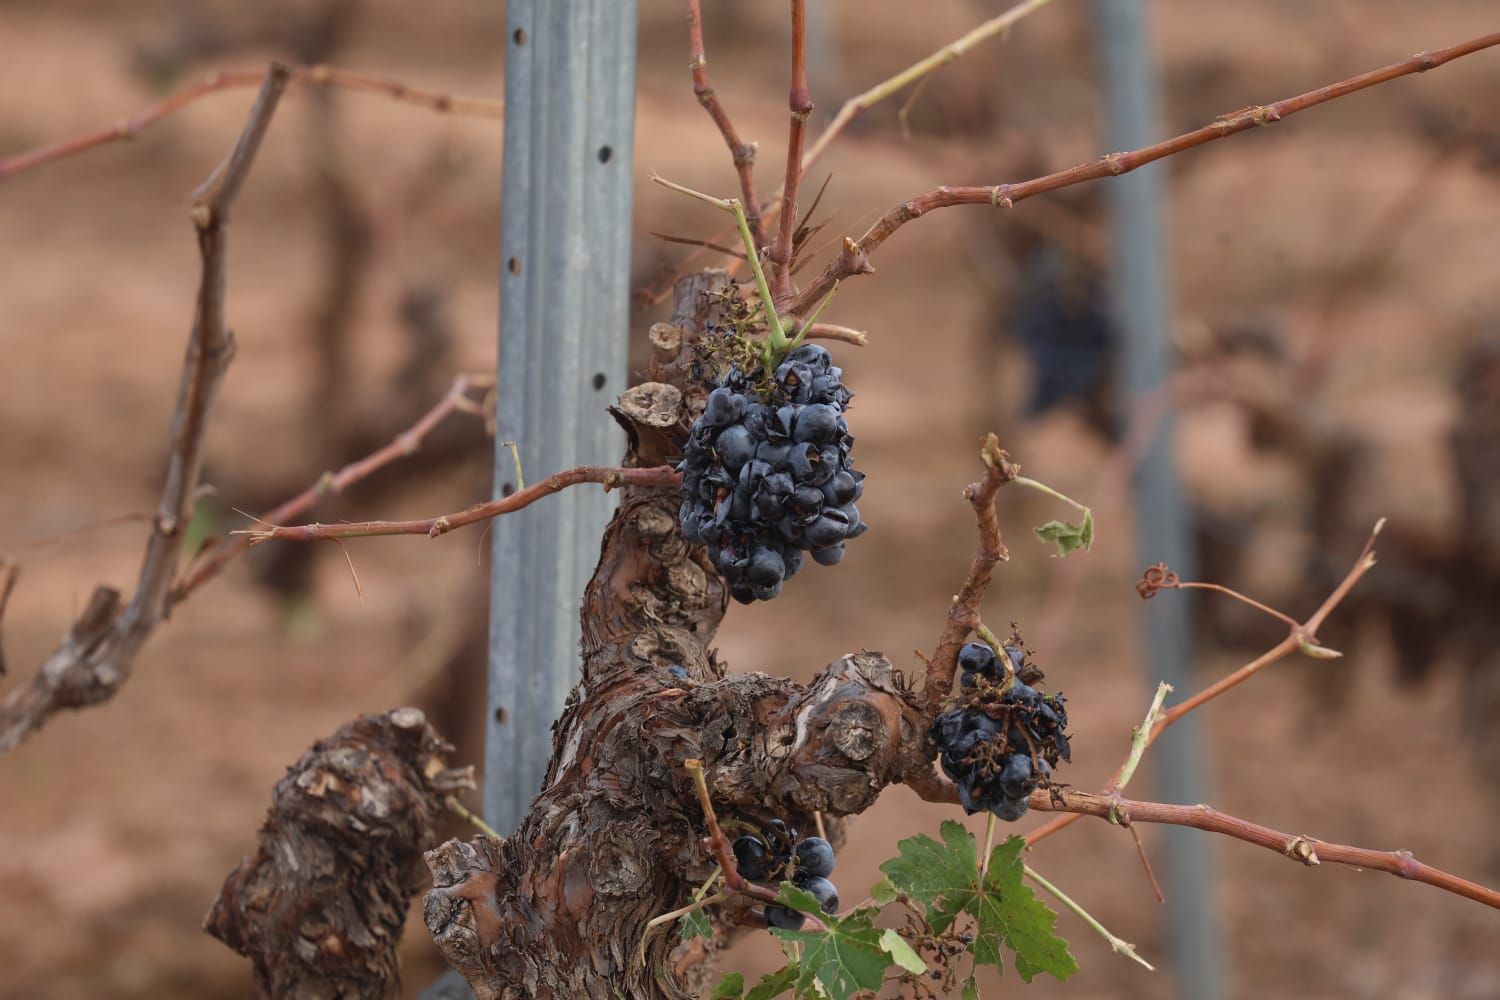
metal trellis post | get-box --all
[487,0,639,836]
[422,5,637,994]
[1093,1,1227,996]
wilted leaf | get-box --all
[1034,509,1094,557]
[879,928,927,975]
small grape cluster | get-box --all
[678,343,865,603]
[930,633,1070,822]
[731,820,839,930]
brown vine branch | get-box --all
[789,30,1500,312]
[685,758,776,904]
[685,0,766,249]
[1028,788,1500,911]
[651,231,748,260]
[798,0,1058,180]
[770,0,813,301]
[921,433,1018,714]
[685,757,830,932]
[754,0,1060,242]
[647,0,1060,306]
[1025,521,1384,845]
[0,63,502,182]
[805,322,868,346]
[171,372,491,602]
[1129,826,1165,904]
[234,465,682,544]
[0,64,290,756]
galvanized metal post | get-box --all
[487,0,639,834]
[423,4,637,994]
[1092,1,1227,997]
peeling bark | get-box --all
[206,707,473,999]
[424,272,933,999]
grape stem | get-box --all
[682,758,829,931]
[973,622,1015,688]
[785,281,840,354]
[500,440,525,492]
[446,797,503,842]
[1109,681,1173,821]
[650,175,789,365]
[1011,476,1088,514]
[1023,863,1155,971]
[977,813,997,882]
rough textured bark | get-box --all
[206,707,473,999]
[423,271,935,999]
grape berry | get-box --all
[931,631,1070,821]
[730,819,840,930]
[678,344,865,603]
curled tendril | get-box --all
[1136,562,1180,600]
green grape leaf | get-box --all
[878,820,979,932]
[868,877,898,906]
[710,972,745,999]
[770,885,890,1000]
[880,822,1075,983]
[1034,509,1094,557]
[680,907,713,941]
[973,838,1078,983]
[962,975,980,1000]
[879,928,927,975]
[745,966,800,1000]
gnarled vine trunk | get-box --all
[423,271,933,998]
[205,707,474,998]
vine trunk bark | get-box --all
[423,271,933,998]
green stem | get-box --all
[1114,681,1173,800]
[727,199,787,361]
[447,797,503,841]
[1013,476,1089,513]
[978,813,998,881]
[786,281,839,353]
[974,622,1015,686]
[1023,864,1155,971]
[649,174,790,366]
[500,440,525,491]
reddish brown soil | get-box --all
[2,1,1498,997]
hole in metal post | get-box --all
[494,706,509,724]
[513,28,526,45]
[507,257,521,275]
[597,145,613,164]
[591,372,607,390]
[502,482,516,497]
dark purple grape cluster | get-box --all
[678,344,865,603]
[931,637,1070,822]
[731,820,839,930]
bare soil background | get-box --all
[1,1,1498,997]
